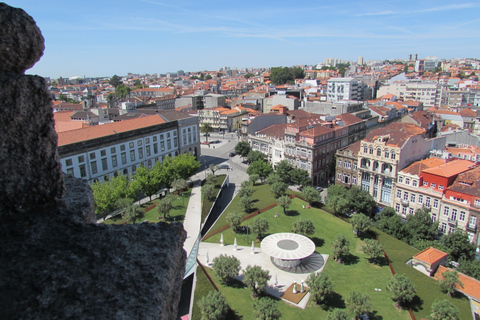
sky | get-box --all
[6,0,480,79]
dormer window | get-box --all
[385,149,389,158]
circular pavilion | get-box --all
[261,233,316,268]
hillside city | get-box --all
[50,55,480,320]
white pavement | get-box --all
[183,179,203,257]
[198,241,329,308]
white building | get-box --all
[327,77,361,102]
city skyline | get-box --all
[8,0,480,79]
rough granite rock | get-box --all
[0,3,45,74]
[0,74,64,216]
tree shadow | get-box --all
[311,237,325,248]
[372,256,389,267]
[227,278,246,289]
[228,308,242,320]
[359,232,377,241]
[342,253,360,266]
[285,210,300,216]
[408,294,424,312]
[370,310,383,320]
[323,291,345,310]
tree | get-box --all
[238,184,254,198]
[212,254,241,283]
[131,165,158,201]
[197,290,229,320]
[168,153,201,181]
[244,73,255,79]
[201,123,213,143]
[243,265,271,297]
[133,79,142,89]
[109,75,122,87]
[457,259,480,281]
[386,273,416,308]
[247,150,266,163]
[362,239,384,263]
[274,160,293,184]
[58,93,68,102]
[157,195,174,219]
[331,234,350,263]
[205,173,216,185]
[251,218,269,239]
[122,204,144,224]
[346,291,372,320]
[172,178,187,195]
[226,212,243,233]
[205,74,212,80]
[239,195,253,213]
[289,168,311,187]
[440,230,476,261]
[253,297,282,320]
[91,180,123,219]
[209,164,219,175]
[327,309,348,320]
[430,299,459,320]
[115,83,131,100]
[302,187,321,205]
[326,184,349,215]
[270,67,305,85]
[115,197,134,210]
[350,213,372,237]
[346,186,377,217]
[235,141,251,160]
[265,173,283,186]
[306,272,333,305]
[405,207,438,244]
[439,270,463,297]
[270,181,288,198]
[247,160,273,182]
[276,195,291,215]
[203,183,216,201]
[292,218,315,236]
[249,173,260,186]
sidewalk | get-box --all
[182,178,203,257]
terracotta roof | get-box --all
[300,125,334,138]
[422,159,475,177]
[256,123,288,139]
[57,115,166,146]
[400,157,446,176]
[435,266,480,301]
[53,110,75,122]
[363,122,425,147]
[413,247,448,265]
[335,113,363,125]
[447,166,480,198]
[131,87,174,92]
[459,108,477,117]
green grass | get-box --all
[377,229,471,320]
[191,265,217,320]
[102,188,192,224]
[199,195,410,320]
[201,175,227,222]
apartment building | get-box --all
[377,80,439,107]
[327,77,361,101]
[57,113,200,183]
[198,106,247,132]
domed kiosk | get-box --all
[261,233,316,268]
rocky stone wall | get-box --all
[0,4,187,319]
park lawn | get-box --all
[201,174,227,222]
[191,266,217,320]
[202,197,409,320]
[102,188,192,224]
[377,229,472,320]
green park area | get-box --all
[194,182,471,320]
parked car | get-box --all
[315,186,323,192]
[229,152,236,157]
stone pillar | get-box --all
[0,3,64,216]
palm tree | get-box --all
[200,123,213,143]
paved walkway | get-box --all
[183,178,202,257]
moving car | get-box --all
[229,152,236,157]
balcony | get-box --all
[401,200,409,207]
[467,224,477,232]
[448,219,457,227]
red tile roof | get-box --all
[363,122,425,147]
[413,247,448,265]
[422,159,475,177]
[57,115,166,146]
[400,157,446,176]
[435,266,480,301]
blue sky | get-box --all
[6,0,480,79]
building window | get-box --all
[132,165,137,173]
[146,146,151,157]
[398,176,403,183]
[451,209,457,221]
[78,155,85,163]
[89,153,96,160]
[167,140,171,149]
[448,226,454,234]
[130,150,135,161]
[377,148,381,156]
[138,148,143,159]
[412,180,418,187]
[403,191,409,201]
[338,159,342,166]
[79,164,86,177]
[469,216,477,228]
[439,185,444,190]
[395,204,400,212]
[110,147,116,154]
[397,190,402,198]
[101,158,108,171]
[432,214,437,222]
[369,146,373,154]
[121,152,127,164]
[402,206,407,215]
[161,141,165,151]
[137,140,142,146]
[410,194,416,202]
[129,142,134,149]
[385,149,389,158]
[66,168,74,175]
[112,155,117,168]
[431,183,436,188]
[90,161,98,174]
[425,197,431,207]
[363,145,368,153]
[405,178,410,185]
[100,150,106,157]
[409,208,414,215]
[474,199,480,207]
[418,195,423,204]
[391,150,396,159]
[65,159,73,166]
[153,144,158,154]
[337,172,341,180]
[433,199,439,209]
[120,144,126,151]
[174,137,178,148]
[153,136,157,142]
[146,138,150,144]
[459,211,466,221]
[440,222,446,233]
[444,206,449,216]
[423,181,429,186]
[352,177,357,184]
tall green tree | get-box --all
[327,309,348,320]
[350,213,372,237]
[168,153,201,181]
[122,204,144,224]
[209,164,219,175]
[457,259,480,281]
[91,180,120,219]
[249,173,260,186]
[226,212,243,233]
[253,297,282,320]
[239,195,253,213]
[115,83,131,100]
[306,273,333,305]
[289,168,311,187]
[157,195,174,219]
[405,207,438,243]
[265,173,283,186]
[201,123,213,143]
[430,299,459,320]
[302,187,321,205]
[346,186,376,216]
[131,165,158,201]
[235,141,251,160]
[361,239,384,263]
[243,265,271,297]
[292,218,315,236]
[203,183,216,201]
[247,160,273,182]
[346,291,372,320]
[251,218,269,239]
[439,270,463,297]
[270,66,305,85]
[386,273,416,308]
[440,230,476,261]
[331,234,350,263]
[197,290,229,320]
[276,195,291,215]
[238,184,254,198]
[270,181,288,198]
[274,160,293,184]
[247,150,266,163]
[326,184,349,215]
[109,75,122,87]
[212,254,241,283]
